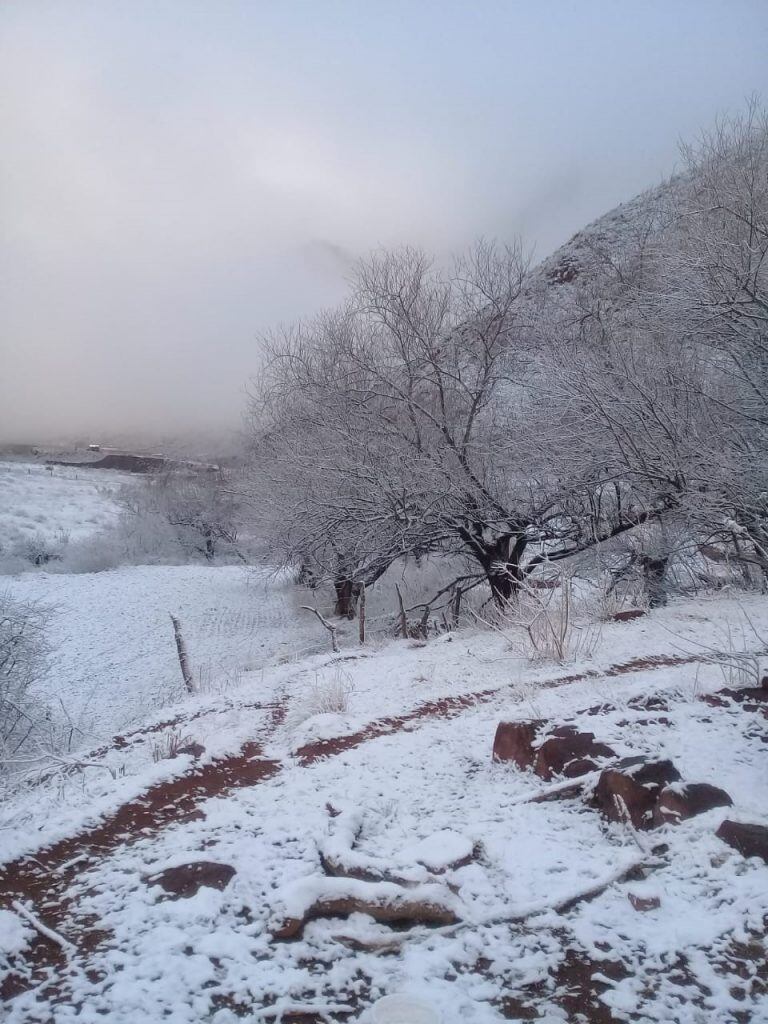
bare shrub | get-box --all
[703,618,764,690]
[9,530,69,569]
[286,668,356,731]
[194,661,243,697]
[150,728,195,762]
[589,574,650,622]
[484,576,602,664]
[0,592,50,771]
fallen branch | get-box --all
[12,900,76,952]
[613,793,651,855]
[318,801,427,886]
[301,606,340,654]
[319,851,418,887]
[332,933,403,954]
[269,876,459,940]
[332,855,662,951]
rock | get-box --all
[623,758,682,789]
[716,821,768,864]
[561,757,598,778]
[492,720,545,770]
[593,759,681,831]
[404,830,475,872]
[653,783,732,826]
[627,695,669,712]
[534,730,616,781]
[146,861,236,899]
[174,742,206,759]
[628,892,661,912]
[762,675,768,691]
[728,687,768,704]
[704,687,768,707]
[611,609,646,622]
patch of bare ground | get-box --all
[494,947,629,1023]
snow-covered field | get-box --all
[4,565,327,740]
[1,464,767,1024]
[0,460,125,552]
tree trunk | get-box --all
[204,528,215,561]
[358,584,366,644]
[457,522,530,606]
[477,534,528,605]
[639,554,669,608]
[333,578,359,619]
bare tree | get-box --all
[651,101,768,578]
[118,468,243,563]
[244,104,768,613]
[248,242,549,608]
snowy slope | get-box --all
[526,173,687,307]
[1,594,767,1023]
[3,565,330,740]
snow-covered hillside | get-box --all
[524,174,688,311]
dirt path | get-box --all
[295,650,706,764]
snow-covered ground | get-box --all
[4,565,328,740]
[1,598,767,1023]
[1,464,766,1023]
[0,460,125,552]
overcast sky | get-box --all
[2,1,768,443]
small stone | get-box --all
[628,892,661,912]
[175,742,206,759]
[146,861,236,899]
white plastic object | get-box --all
[371,993,441,1024]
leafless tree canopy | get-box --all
[245,105,768,617]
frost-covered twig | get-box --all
[11,900,76,953]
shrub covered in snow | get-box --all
[0,592,50,772]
